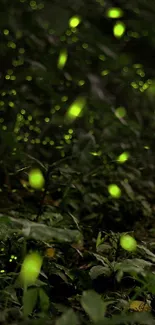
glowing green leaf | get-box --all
[57,48,68,69]
[106,7,124,19]
[113,21,125,38]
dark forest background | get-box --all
[1,0,155,324]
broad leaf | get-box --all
[56,309,79,325]
[81,290,106,323]
[23,288,38,317]
[39,288,49,312]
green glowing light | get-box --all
[131,82,138,89]
[7,41,16,49]
[20,252,43,286]
[57,48,68,69]
[99,54,106,61]
[28,169,45,190]
[101,70,109,76]
[64,134,70,140]
[61,96,68,102]
[120,235,137,252]
[9,102,15,107]
[10,89,17,95]
[113,21,126,38]
[3,29,9,35]
[82,43,88,49]
[115,107,126,118]
[69,16,81,28]
[106,7,124,19]
[55,105,60,110]
[78,80,85,86]
[117,152,129,163]
[26,76,32,81]
[108,184,121,198]
[90,151,102,156]
[66,29,72,36]
[67,97,86,120]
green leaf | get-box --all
[114,258,153,278]
[137,245,155,262]
[96,232,104,248]
[120,180,135,200]
[89,265,112,280]
[4,286,20,305]
[91,253,110,266]
[81,290,106,323]
[56,309,79,325]
[8,217,83,244]
[39,288,49,312]
[42,211,63,225]
[23,288,38,317]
